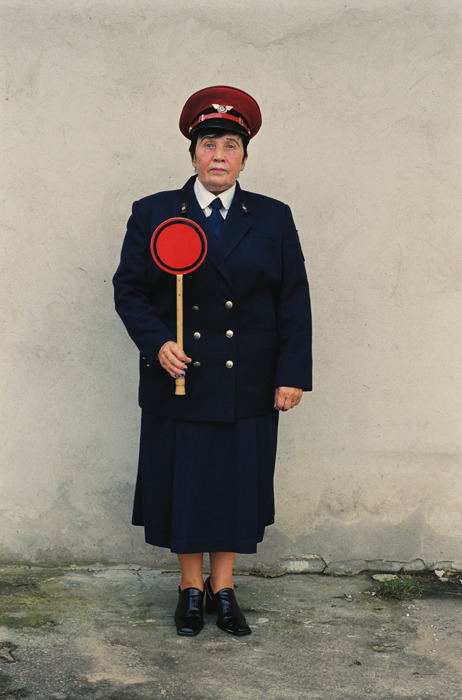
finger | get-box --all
[170,344,192,364]
[273,389,286,411]
[292,389,303,407]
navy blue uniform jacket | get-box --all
[113,176,312,422]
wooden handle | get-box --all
[175,274,185,395]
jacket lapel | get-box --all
[218,182,252,260]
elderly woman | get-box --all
[113,86,312,637]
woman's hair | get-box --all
[189,129,249,160]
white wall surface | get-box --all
[1,0,461,569]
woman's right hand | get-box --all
[158,341,191,379]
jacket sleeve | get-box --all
[112,201,174,362]
[274,205,313,390]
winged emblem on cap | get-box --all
[212,104,234,113]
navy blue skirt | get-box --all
[132,411,279,554]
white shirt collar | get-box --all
[194,178,236,215]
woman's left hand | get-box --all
[273,387,303,412]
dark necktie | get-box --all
[209,198,224,237]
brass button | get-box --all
[192,305,199,311]
[193,332,201,340]
[193,361,201,367]
[225,301,233,309]
[225,360,234,369]
[226,330,234,338]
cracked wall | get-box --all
[1,0,461,569]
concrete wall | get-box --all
[1,0,461,571]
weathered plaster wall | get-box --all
[1,0,461,570]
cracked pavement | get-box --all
[0,567,461,699]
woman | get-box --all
[113,86,312,637]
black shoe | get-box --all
[205,577,251,636]
[174,586,204,636]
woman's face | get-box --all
[191,132,247,195]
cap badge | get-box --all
[212,104,233,113]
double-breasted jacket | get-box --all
[113,176,312,422]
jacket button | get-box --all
[192,305,199,311]
[193,361,201,367]
[226,330,234,338]
[225,360,234,369]
[225,300,233,309]
[193,332,201,340]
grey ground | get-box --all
[0,567,460,699]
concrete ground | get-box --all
[0,566,460,700]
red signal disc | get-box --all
[150,218,207,274]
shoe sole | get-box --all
[216,621,251,636]
[176,629,203,637]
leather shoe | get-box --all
[205,577,251,636]
[174,586,204,636]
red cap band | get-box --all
[188,111,251,136]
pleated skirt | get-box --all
[132,411,279,554]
